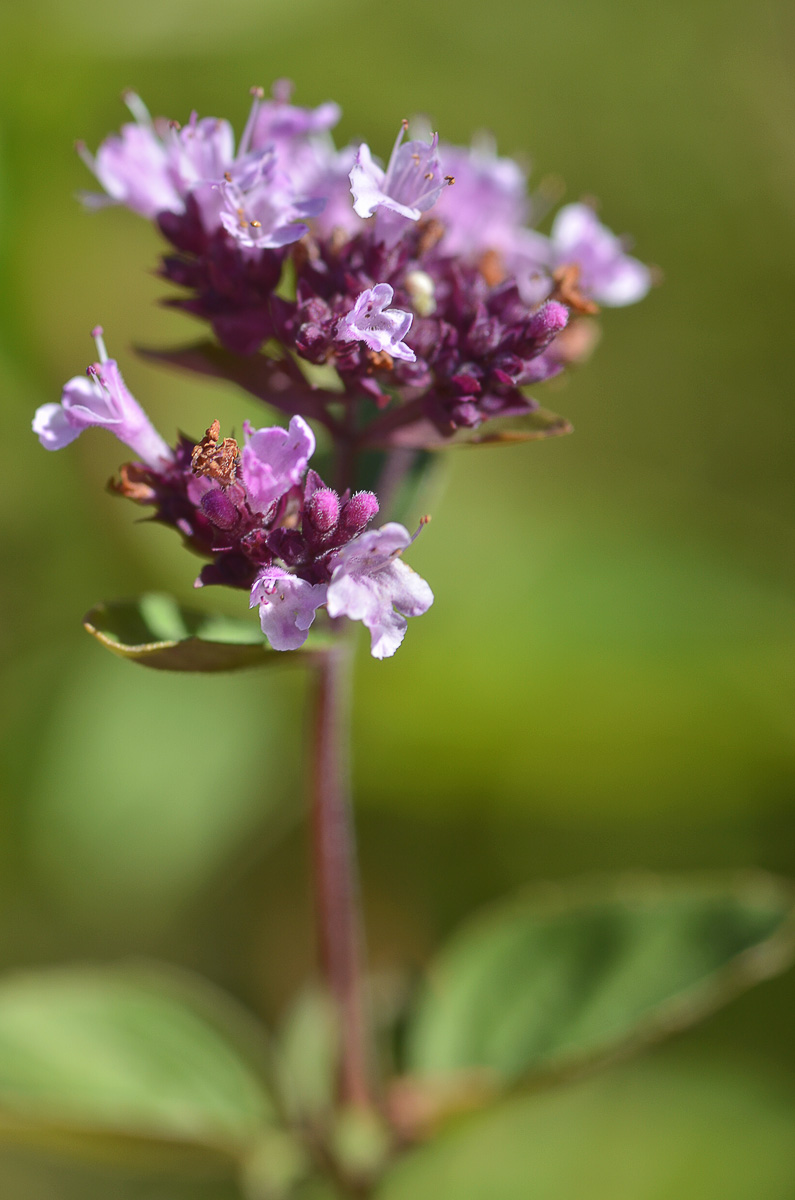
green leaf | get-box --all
[380,1055,795,1200]
[405,872,795,1091]
[0,964,278,1170]
[83,594,328,672]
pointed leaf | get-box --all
[366,407,573,451]
[83,594,329,672]
[138,340,332,425]
[405,873,795,1091]
[0,964,278,1169]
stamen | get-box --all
[91,325,109,364]
[122,90,152,127]
[386,120,410,179]
[412,178,450,208]
[74,140,95,171]
[409,514,431,543]
[238,85,265,158]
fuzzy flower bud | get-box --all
[339,491,379,536]
[306,488,340,533]
[200,487,238,531]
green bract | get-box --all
[83,594,330,672]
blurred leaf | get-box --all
[138,341,332,426]
[0,964,279,1172]
[404,872,795,1093]
[366,407,573,451]
[83,594,328,672]
[329,1107,391,1184]
[380,1052,795,1200]
[239,1128,310,1200]
[276,988,339,1120]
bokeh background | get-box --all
[1,0,794,1195]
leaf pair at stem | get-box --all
[0,874,791,1197]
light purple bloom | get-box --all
[218,148,325,250]
[77,93,182,219]
[240,415,316,514]
[32,328,172,468]
[337,285,416,363]
[250,568,327,651]
[349,124,451,245]
[163,111,236,229]
[305,144,361,238]
[326,523,433,659]
[78,92,236,222]
[243,80,341,154]
[436,136,530,257]
[549,203,651,306]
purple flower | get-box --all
[32,328,173,468]
[549,203,651,306]
[164,112,236,229]
[326,523,433,659]
[436,136,530,257]
[349,124,452,245]
[240,414,316,513]
[250,567,327,651]
[77,93,182,219]
[337,285,416,363]
[218,153,324,250]
[78,92,236,225]
[243,80,341,153]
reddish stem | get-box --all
[310,637,374,1109]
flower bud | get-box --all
[201,487,238,531]
[339,491,379,536]
[528,300,568,341]
[306,488,340,533]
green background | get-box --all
[1,0,794,1194]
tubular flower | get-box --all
[33,337,431,657]
[32,328,173,468]
[326,524,434,659]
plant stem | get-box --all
[310,635,374,1110]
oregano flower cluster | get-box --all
[34,79,650,658]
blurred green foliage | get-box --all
[0,0,793,1194]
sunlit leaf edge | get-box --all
[398,871,795,1127]
[83,595,330,672]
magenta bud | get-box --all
[530,300,569,338]
[201,488,238,531]
[340,491,379,535]
[306,488,340,533]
